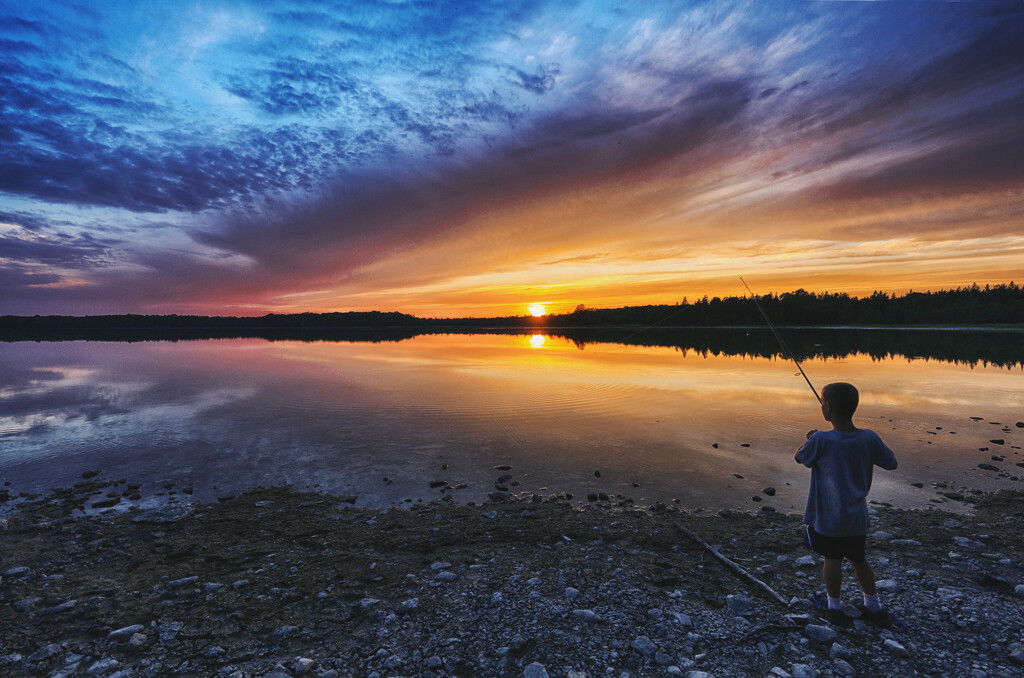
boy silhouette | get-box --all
[795,382,898,626]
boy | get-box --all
[795,382,898,626]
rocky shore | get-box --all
[2,479,1023,678]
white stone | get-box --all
[523,662,549,678]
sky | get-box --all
[1,0,1023,318]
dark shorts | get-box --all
[803,526,866,562]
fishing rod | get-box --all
[739,277,821,404]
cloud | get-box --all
[1,1,1022,315]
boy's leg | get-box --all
[823,557,843,600]
[849,558,877,596]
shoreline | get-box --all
[2,483,1022,678]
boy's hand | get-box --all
[806,429,818,440]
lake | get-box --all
[1,329,1022,513]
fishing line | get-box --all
[739,277,821,404]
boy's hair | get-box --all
[822,382,859,418]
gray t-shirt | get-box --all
[796,428,898,537]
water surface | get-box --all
[1,331,1021,512]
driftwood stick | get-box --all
[673,522,789,607]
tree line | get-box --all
[0,283,1021,334]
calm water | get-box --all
[1,331,1022,512]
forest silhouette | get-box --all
[1,285,1021,368]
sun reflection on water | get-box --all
[529,334,546,348]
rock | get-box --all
[978,463,999,471]
[763,487,776,496]
[833,658,856,677]
[272,625,299,637]
[523,662,549,678]
[565,586,580,600]
[429,480,447,488]
[952,536,984,550]
[594,470,601,477]
[1014,584,1024,598]
[483,510,498,519]
[990,439,1005,445]
[872,531,894,541]
[890,539,921,546]
[108,624,146,641]
[434,570,458,582]
[726,594,754,616]
[4,566,30,578]
[572,609,603,623]
[232,579,249,589]
[935,587,963,601]
[82,470,101,479]
[791,665,818,678]
[631,635,658,656]
[167,575,199,588]
[296,659,317,677]
[359,597,381,609]
[86,658,120,675]
[654,651,674,666]
[399,597,419,612]
[795,555,816,567]
[875,579,898,592]
[804,624,837,644]
[671,611,693,627]
[884,638,909,656]
[830,643,853,660]
[430,561,452,570]
[27,643,61,662]
[128,633,147,649]
[1009,642,1024,666]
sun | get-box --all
[528,303,547,317]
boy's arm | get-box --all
[795,431,819,466]
[874,436,898,470]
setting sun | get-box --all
[528,303,547,317]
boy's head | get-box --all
[821,382,859,420]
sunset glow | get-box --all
[528,304,547,318]
[1,2,1022,316]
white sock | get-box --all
[827,595,843,611]
[862,593,882,612]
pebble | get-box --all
[795,555,816,567]
[876,579,898,593]
[830,642,853,660]
[726,594,754,616]
[523,662,549,678]
[294,657,316,676]
[833,658,856,677]
[872,531,894,541]
[791,664,818,678]
[804,624,838,644]
[434,570,458,582]
[108,624,146,641]
[571,609,603,623]
[936,587,964,601]
[953,536,984,550]
[399,597,419,612]
[27,643,61,662]
[631,635,658,656]
[1015,584,1024,598]
[86,658,120,675]
[884,638,909,657]
[565,586,580,600]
